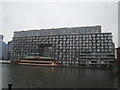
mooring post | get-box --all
[8,83,12,90]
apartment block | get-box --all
[11,26,115,67]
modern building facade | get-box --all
[2,42,9,60]
[0,35,3,59]
[2,41,12,60]
[11,26,115,67]
[7,41,12,60]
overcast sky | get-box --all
[0,1,118,47]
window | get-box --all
[92,35,95,37]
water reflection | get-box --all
[2,64,119,88]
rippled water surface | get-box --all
[1,64,119,88]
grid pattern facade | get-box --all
[11,26,115,66]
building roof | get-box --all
[14,25,101,32]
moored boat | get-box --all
[14,56,63,67]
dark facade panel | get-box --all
[116,47,120,60]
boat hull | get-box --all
[14,59,63,67]
[16,62,63,67]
